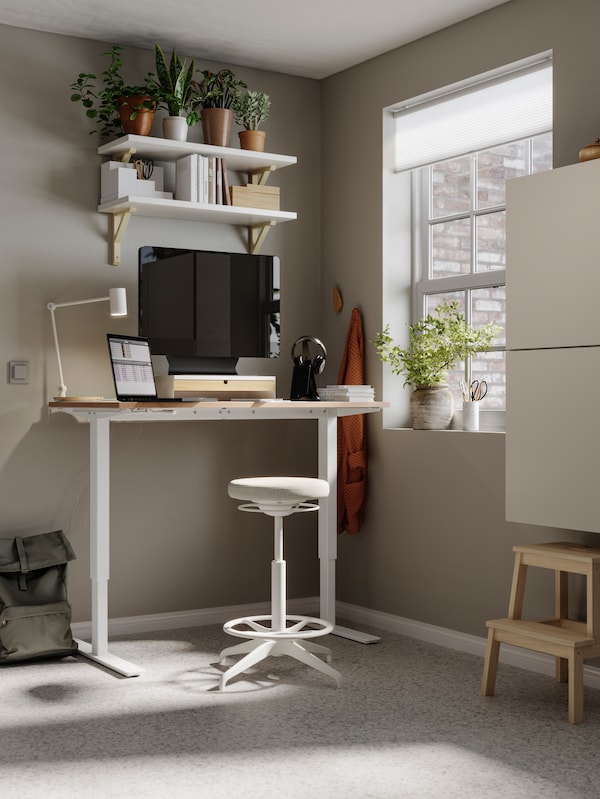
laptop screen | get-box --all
[107,334,157,400]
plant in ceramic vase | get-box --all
[374,300,499,429]
[233,90,271,151]
[70,45,157,140]
[150,43,199,140]
[192,68,248,146]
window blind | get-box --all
[394,58,552,172]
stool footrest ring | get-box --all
[224,613,333,640]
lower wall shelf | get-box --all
[98,195,298,264]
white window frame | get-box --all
[380,53,552,431]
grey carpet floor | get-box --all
[2,621,600,798]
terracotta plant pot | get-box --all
[201,108,233,147]
[118,95,156,136]
[238,129,267,152]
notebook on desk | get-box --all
[107,333,193,402]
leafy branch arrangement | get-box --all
[374,301,500,388]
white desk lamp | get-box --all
[47,287,127,400]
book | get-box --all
[175,154,198,202]
[221,159,232,205]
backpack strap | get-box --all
[15,537,28,590]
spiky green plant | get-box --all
[233,91,271,130]
[151,43,199,125]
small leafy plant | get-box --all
[233,90,271,130]
[70,45,156,139]
[193,69,248,109]
[374,301,500,388]
[150,43,199,125]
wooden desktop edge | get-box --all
[49,400,389,410]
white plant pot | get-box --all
[162,116,188,141]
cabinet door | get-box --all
[507,159,600,350]
[506,347,600,533]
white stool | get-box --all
[218,476,342,690]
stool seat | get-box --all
[228,476,330,505]
[218,475,341,690]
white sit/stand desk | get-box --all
[50,399,385,677]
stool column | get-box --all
[272,515,286,633]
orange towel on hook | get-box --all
[337,307,367,535]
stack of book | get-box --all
[318,385,375,402]
[175,154,231,205]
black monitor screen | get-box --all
[139,247,280,375]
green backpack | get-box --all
[0,530,77,662]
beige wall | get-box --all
[323,0,600,635]
[2,0,599,638]
[0,26,322,622]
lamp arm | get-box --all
[48,296,110,310]
[47,302,67,398]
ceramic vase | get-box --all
[162,116,188,141]
[409,384,454,430]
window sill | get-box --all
[382,410,505,434]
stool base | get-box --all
[219,613,342,689]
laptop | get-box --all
[107,333,188,402]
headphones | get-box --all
[291,336,327,375]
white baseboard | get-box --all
[70,596,320,639]
[335,601,600,691]
[71,598,600,691]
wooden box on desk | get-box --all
[229,184,280,210]
[156,375,277,400]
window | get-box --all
[382,54,553,425]
[413,132,553,410]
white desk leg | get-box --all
[318,414,380,644]
[74,416,144,677]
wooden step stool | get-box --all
[481,542,600,723]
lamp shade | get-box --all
[109,288,127,317]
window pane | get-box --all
[476,211,506,272]
[471,286,506,410]
[430,156,471,219]
[431,218,471,278]
[472,286,506,347]
[477,141,528,209]
[532,131,553,173]
[471,351,506,410]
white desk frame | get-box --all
[50,400,385,676]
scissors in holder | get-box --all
[470,379,487,401]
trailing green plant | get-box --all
[374,300,500,388]
[150,43,199,125]
[70,45,156,139]
[193,68,248,109]
[233,90,271,130]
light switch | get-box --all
[8,361,29,384]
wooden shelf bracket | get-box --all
[249,221,275,254]
[110,209,134,266]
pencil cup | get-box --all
[463,401,479,432]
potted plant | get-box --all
[70,45,157,140]
[150,43,199,141]
[374,300,499,429]
[192,68,248,147]
[233,90,271,151]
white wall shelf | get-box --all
[97,135,298,264]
